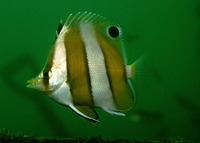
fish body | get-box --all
[27,12,138,122]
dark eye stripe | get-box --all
[43,72,49,78]
[41,43,55,91]
[42,77,49,91]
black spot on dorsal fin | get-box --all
[55,20,63,38]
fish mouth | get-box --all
[26,77,41,88]
[27,77,53,92]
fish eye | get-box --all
[42,71,52,79]
[108,26,119,38]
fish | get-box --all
[27,12,140,122]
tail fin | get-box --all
[129,61,137,80]
[128,54,153,82]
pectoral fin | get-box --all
[70,105,99,123]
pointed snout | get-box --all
[26,77,41,89]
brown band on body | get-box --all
[95,32,134,112]
[64,24,94,106]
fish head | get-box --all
[27,66,66,93]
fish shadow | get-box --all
[0,53,71,137]
[176,94,200,134]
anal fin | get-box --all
[105,110,126,116]
[70,105,99,123]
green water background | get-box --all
[0,0,200,141]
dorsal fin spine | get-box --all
[75,11,87,23]
[80,12,92,23]
[64,14,72,27]
[62,12,111,28]
[85,13,96,23]
[97,16,106,24]
[68,12,81,26]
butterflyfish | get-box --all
[27,12,139,122]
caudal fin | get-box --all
[129,61,137,80]
[128,55,152,82]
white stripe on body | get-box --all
[53,25,68,74]
[48,82,72,106]
[79,23,118,113]
[49,26,73,106]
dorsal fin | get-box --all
[58,12,128,65]
[63,11,109,28]
[55,20,63,38]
